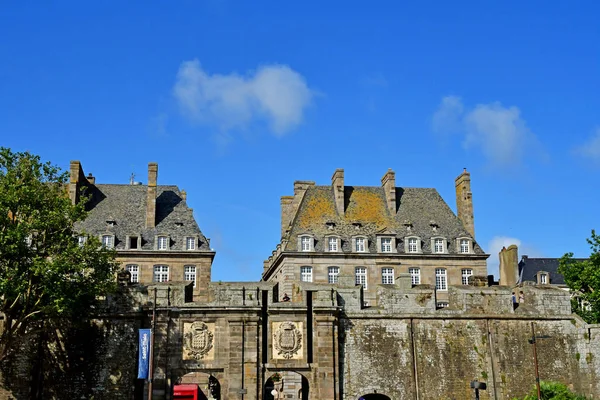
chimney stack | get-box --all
[181,190,187,202]
[332,169,345,215]
[381,169,396,214]
[146,162,158,228]
[455,168,475,238]
[69,160,86,205]
[499,245,519,286]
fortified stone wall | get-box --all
[1,282,598,400]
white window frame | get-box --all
[409,267,421,285]
[153,265,169,282]
[539,273,548,285]
[432,238,446,254]
[186,237,196,251]
[381,268,394,285]
[126,264,139,283]
[458,238,471,254]
[78,235,87,247]
[184,265,197,287]
[157,236,169,250]
[381,238,392,253]
[300,266,313,282]
[328,266,339,284]
[461,268,473,285]
[354,237,367,253]
[101,234,114,249]
[406,237,421,253]
[355,267,367,289]
[298,235,313,252]
[435,268,447,291]
[328,237,339,252]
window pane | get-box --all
[409,268,420,285]
[154,265,169,282]
[461,268,473,285]
[301,266,312,282]
[328,266,339,284]
[158,236,169,250]
[381,238,392,252]
[328,237,338,252]
[355,267,367,289]
[435,268,447,291]
[185,265,196,287]
[408,238,418,253]
[356,238,365,252]
[301,236,311,251]
[382,268,394,284]
[186,237,196,250]
[434,239,444,253]
[126,264,139,283]
[460,239,469,253]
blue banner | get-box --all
[138,329,151,379]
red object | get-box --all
[173,384,199,400]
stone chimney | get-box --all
[381,168,396,214]
[455,168,475,238]
[332,169,344,215]
[146,162,158,228]
[181,190,187,202]
[86,173,95,185]
[499,245,519,286]
[281,196,294,237]
[69,160,86,205]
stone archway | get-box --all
[359,394,391,400]
[264,371,309,400]
[179,371,221,400]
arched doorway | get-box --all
[263,371,309,400]
[179,371,221,400]
[359,394,391,400]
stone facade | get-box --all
[263,169,488,306]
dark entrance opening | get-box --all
[359,394,391,400]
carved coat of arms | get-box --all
[274,321,302,359]
[184,322,214,360]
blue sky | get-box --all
[1,1,599,281]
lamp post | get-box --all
[528,322,551,400]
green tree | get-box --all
[559,230,600,324]
[0,148,118,362]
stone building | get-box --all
[3,163,599,400]
[262,168,489,306]
[69,161,215,301]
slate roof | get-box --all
[75,184,211,252]
[518,257,587,285]
[284,185,485,255]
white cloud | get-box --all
[574,127,600,163]
[432,96,542,167]
[173,59,313,135]
[486,236,543,279]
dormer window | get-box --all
[157,236,169,250]
[326,221,336,230]
[106,219,116,227]
[78,236,87,247]
[186,237,196,251]
[538,272,549,285]
[378,236,395,253]
[354,237,367,252]
[405,237,421,253]
[126,235,141,250]
[101,235,114,249]
[431,237,447,254]
[459,238,471,254]
[298,235,314,252]
[328,237,339,252]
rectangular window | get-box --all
[434,238,444,253]
[184,265,197,287]
[300,266,313,282]
[301,236,311,251]
[153,265,169,282]
[381,238,392,252]
[328,266,339,284]
[409,268,420,285]
[158,236,169,250]
[355,238,366,252]
[102,235,113,249]
[381,268,394,284]
[126,264,139,283]
[460,239,470,253]
[129,236,138,249]
[408,238,418,253]
[328,237,338,252]
[437,302,449,308]
[186,237,196,250]
[540,273,548,284]
[461,268,473,285]
[355,267,367,289]
[78,236,87,247]
[435,268,447,291]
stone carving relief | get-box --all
[183,321,215,361]
[272,321,303,360]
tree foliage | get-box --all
[559,230,600,324]
[513,381,588,400]
[0,148,118,361]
